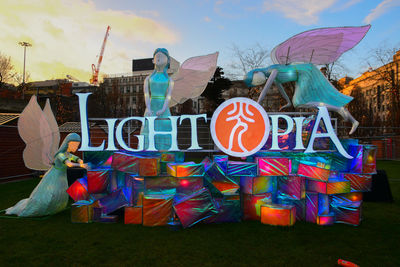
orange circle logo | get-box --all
[211,97,270,157]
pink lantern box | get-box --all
[111,152,139,174]
[139,157,160,177]
[240,176,276,195]
[305,193,330,223]
[316,213,335,226]
[227,161,258,176]
[306,179,351,195]
[67,178,89,202]
[87,170,110,194]
[242,193,272,221]
[257,157,291,176]
[260,204,296,226]
[167,162,204,177]
[297,163,330,182]
[278,176,305,200]
[344,173,372,192]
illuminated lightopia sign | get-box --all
[77,93,352,159]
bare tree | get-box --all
[0,52,18,84]
[227,43,271,79]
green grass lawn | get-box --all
[1,161,399,266]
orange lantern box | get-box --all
[260,203,296,226]
[142,194,173,226]
[297,163,330,182]
[124,206,142,224]
[71,200,101,223]
[139,157,160,177]
[166,162,204,177]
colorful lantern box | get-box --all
[166,162,204,177]
[318,193,330,215]
[306,178,351,195]
[331,201,362,226]
[201,156,213,172]
[143,194,174,226]
[242,193,272,220]
[87,170,110,194]
[161,152,175,162]
[108,171,127,192]
[99,215,118,223]
[83,151,114,169]
[278,176,305,200]
[71,200,101,223]
[260,203,296,226]
[98,189,129,215]
[139,157,160,177]
[124,206,143,224]
[276,197,306,221]
[316,213,335,226]
[348,145,377,174]
[67,178,89,202]
[257,157,291,176]
[211,181,240,195]
[305,193,322,223]
[240,176,276,195]
[227,161,258,176]
[204,195,241,223]
[297,163,330,182]
[144,176,203,196]
[206,162,233,182]
[344,173,372,192]
[213,155,229,173]
[330,192,363,205]
[174,188,218,228]
[111,152,139,174]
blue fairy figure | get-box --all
[244,25,371,135]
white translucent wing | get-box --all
[170,52,219,107]
[17,96,52,170]
[43,99,60,165]
[271,25,371,65]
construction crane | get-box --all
[90,25,111,86]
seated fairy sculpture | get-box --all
[244,25,371,135]
[140,48,219,150]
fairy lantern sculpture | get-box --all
[141,48,219,150]
[244,25,371,135]
[6,96,88,217]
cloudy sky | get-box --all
[1,0,400,82]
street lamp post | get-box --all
[18,41,32,99]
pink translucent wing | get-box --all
[170,52,219,107]
[17,95,52,170]
[43,99,60,165]
[271,25,371,65]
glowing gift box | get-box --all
[139,157,160,177]
[297,163,330,182]
[306,193,327,223]
[348,145,377,174]
[71,200,101,223]
[306,178,351,195]
[343,173,372,192]
[240,176,276,195]
[242,193,272,221]
[87,170,110,194]
[257,157,291,176]
[83,151,114,169]
[331,200,362,226]
[161,152,175,162]
[128,176,144,206]
[260,204,296,226]
[124,206,142,224]
[276,197,306,221]
[330,192,363,205]
[204,196,241,223]
[213,155,229,173]
[278,176,305,200]
[211,181,239,195]
[67,177,89,202]
[166,162,204,177]
[111,152,139,174]
[227,161,258,176]
[205,163,237,186]
[98,189,129,215]
[143,194,174,226]
[201,156,213,172]
[108,171,127,192]
[316,213,335,226]
[173,188,218,228]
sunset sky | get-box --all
[1,0,400,83]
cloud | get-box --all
[262,0,336,25]
[333,0,362,11]
[204,16,212,22]
[0,0,179,83]
[364,0,400,23]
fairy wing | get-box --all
[270,25,371,65]
[169,52,219,107]
[18,96,57,170]
[43,99,60,163]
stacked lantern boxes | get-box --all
[66,141,376,228]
